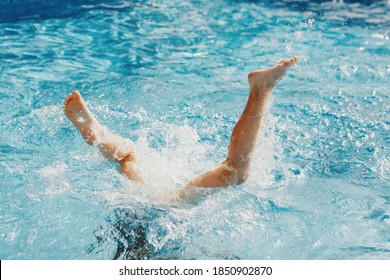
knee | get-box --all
[120,152,136,164]
[223,158,250,185]
[228,167,249,185]
[234,167,249,185]
[120,159,143,184]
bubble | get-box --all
[285,44,292,53]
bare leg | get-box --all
[64,91,143,183]
[183,56,298,189]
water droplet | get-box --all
[77,117,86,123]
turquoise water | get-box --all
[0,0,389,259]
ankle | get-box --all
[249,87,272,99]
[81,126,104,145]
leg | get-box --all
[64,90,144,183]
[184,56,298,188]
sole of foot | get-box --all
[63,90,101,144]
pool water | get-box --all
[0,0,389,259]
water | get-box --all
[0,0,389,260]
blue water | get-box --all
[0,0,389,259]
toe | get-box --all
[64,95,74,107]
[64,90,81,106]
[71,90,81,99]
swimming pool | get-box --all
[0,0,389,259]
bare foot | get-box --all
[248,56,298,94]
[64,90,104,145]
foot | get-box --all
[248,56,298,94]
[64,90,104,145]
